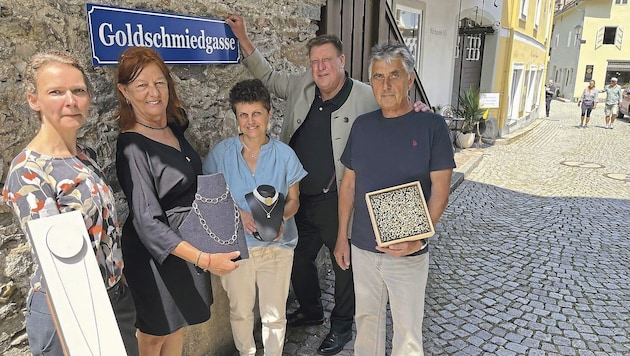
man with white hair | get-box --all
[335,42,455,355]
[602,77,623,129]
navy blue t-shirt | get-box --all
[340,109,456,253]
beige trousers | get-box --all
[352,245,429,356]
[220,245,294,356]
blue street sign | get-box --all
[86,3,240,65]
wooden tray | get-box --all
[365,181,434,247]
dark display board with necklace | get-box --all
[179,173,249,260]
[245,185,285,242]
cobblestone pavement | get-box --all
[252,100,630,355]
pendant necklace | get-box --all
[252,188,279,218]
[137,121,168,130]
[240,137,260,159]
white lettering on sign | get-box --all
[98,22,237,55]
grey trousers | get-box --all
[26,282,138,356]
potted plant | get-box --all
[454,87,487,148]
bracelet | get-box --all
[203,253,211,272]
[194,251,203,267]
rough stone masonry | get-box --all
[0,0,324,354]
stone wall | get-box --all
[0,0,324,355]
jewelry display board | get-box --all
[179,173,249,259]
[365,181,434,247]
[26,210,126,356]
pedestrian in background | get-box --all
[545,80,557,117]
[577,80,598,128]
[115,47,240,356]
[335,42,455,356]
[602,77,622,129]
[3,50,139,356]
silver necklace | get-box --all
[252,188,279,219]
[192,188,240,245]
[240,137,259,159]
[137,121,168,130]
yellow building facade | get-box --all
[493,0,555,134]
[454,0,554,136]
[549,0,630,101]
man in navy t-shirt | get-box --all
[335,42,455,355]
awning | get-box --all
[606,60,630,71]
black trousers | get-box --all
[545,96,552,116]
[291,193,355,332]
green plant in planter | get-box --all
[454,87,487,133]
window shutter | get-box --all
[596,26,604,49]
[616,27,624,50]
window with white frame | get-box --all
[396,5,424,69]
[615,0,628,5]
[554,34,559,48]
[465,35,482,61]
[520,0,529,19]
[603,27,618,44]
[525,67,537,111]
[509,64,525,119]
[534,0,541,29]
[567,31,572,47]
[596,26,624,50]
[534,68,544,107]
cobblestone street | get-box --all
[274,100,630,355]
[423,100,630,355]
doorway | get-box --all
[452,18,485,106]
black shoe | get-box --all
[317,329,352,355]
[286,311,324,328]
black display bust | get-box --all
[245,185,285,242]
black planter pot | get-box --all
[477,120,487,135]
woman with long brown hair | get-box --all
[115,47,240,355]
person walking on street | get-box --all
[225,14,429,355]
[578,80,598,128]
[602,77,623,129]
[545,80,557,117]
[335,42,455,355]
